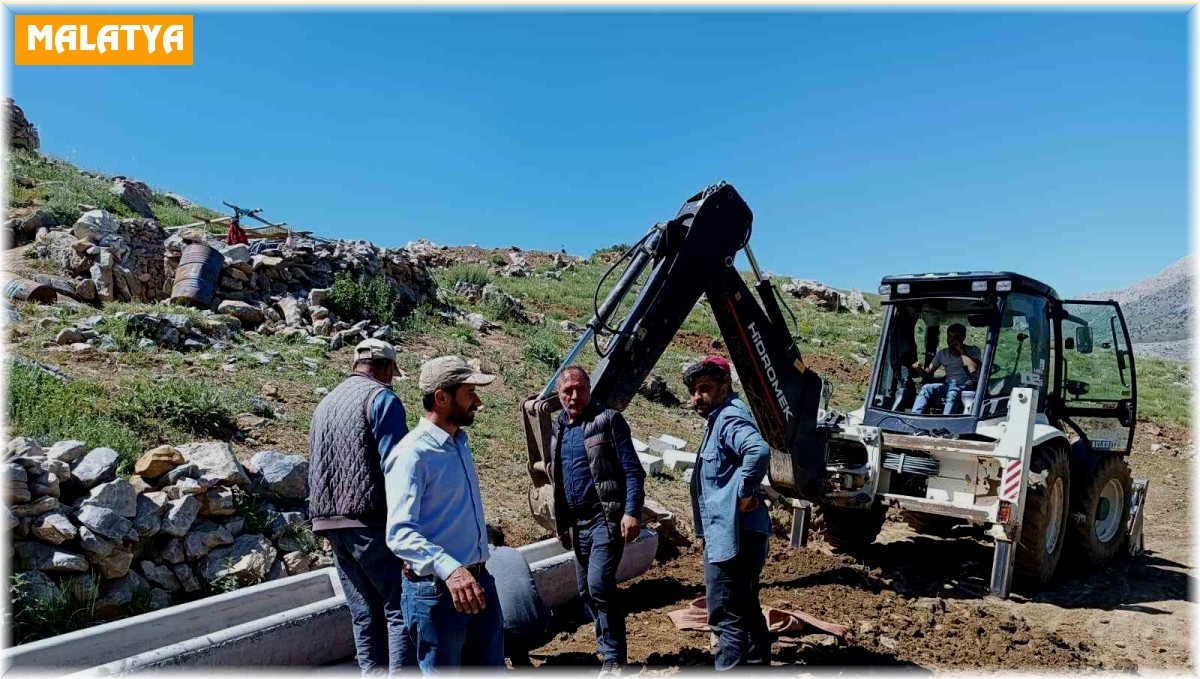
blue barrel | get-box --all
[170,243,223,307]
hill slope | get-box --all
[1080,255,1192,360]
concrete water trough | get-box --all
[5,529,659,674]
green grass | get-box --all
[10,574,100,646]
[435,264,492,289]
[325,272,414,327]
[8,149,223,227]
[1136,357,1191,428]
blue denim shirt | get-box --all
[370,388,408,465]
[558,415,602,515]
[384,417,490,580]
[689,393,771,564]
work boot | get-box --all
[598,659,623,677]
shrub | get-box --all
[490,253,509,267]
[444,264,491,288]
[10,573,100,645]
[7,363,142,466]
[116,380,236,439]
[325,272,411,327]
[522,326,564,372]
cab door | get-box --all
[1057,301,1137,454]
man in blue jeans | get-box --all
[548,366,646,677]
[385,356,503,673]
[308,339,414,673]
[911,323,982,415]
[685,356,772,671]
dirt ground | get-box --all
[530,451,1193,672]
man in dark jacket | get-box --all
[549,365,645,677]
[308,338,413,673]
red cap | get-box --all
[701,355,731,374]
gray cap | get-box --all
[354,338,396,364]
[419,355,496,394]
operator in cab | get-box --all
[911,322,982,415]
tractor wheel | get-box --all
[1015,444,1071,584]
[813,502,887,552]
[901,510,961,537]
[1069,455,1132,565]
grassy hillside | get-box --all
[4,153,1192,546]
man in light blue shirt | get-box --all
[384,355,502,673]
[685,355,772,671]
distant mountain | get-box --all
[1080,255,1192,361]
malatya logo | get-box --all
[15,15,193,66]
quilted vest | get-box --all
[308,373,390,528]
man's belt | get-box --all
[403,562,486,582]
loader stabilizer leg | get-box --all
[988,525,1019,598]
[790,501,811,549]
[1127,478,1149,557]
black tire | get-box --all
[813,502,887,552]
[1015,444,1071,584]
[1069,455,1132,565]
[900,510,961,537]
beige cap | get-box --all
[419,355,496,394]
[354,338,397,364]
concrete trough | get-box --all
[637,452,664,476]
[4,568,354,676]
[6,530,660,674]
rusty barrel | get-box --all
[4,277,57,304]
[170,243,223,307]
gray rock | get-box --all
[133,494,165,538]
[199,534,278,586]
[176,442,249,487]
[32,512,77,544]
[72,210,118,243]
[6,437,42,458]
[81,479,137,517]
[217,300,264,327]
[149,588,172,610]
[265,558,288,582]
[165,463,199,485]
[200,486,235,516]
[14,569,60,602]
[56,327,85,345]
[76,505,134,540]
[72,447,121,489]
[164,478,207,499]
[269,510,305,539]
[137,337,157,350]
[308,288,329,307]
[160,496,201,537]
[171,563,201,593]
[77,525,114,556]
[95,570,148,618]
[110,178,155,219]
[89,544,134,579]
[282,551,316,576]
[164,314,193,330]
[14,542,88,573]
[224,515,246,537]
[140,560,181,593]
[184,520,235,560]
[248,451,309,500]
[43,458,71,480]
[11,496,58,518]
[161,537,185,564]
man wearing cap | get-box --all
[548,365,645,676]
[385,356,503,672]
[683,355,772,670]
[308,338,414,673]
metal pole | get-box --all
[540,327,597,398]
[744,243,766,282]
[989,534,1017,597]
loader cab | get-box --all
[865,272,1136,449]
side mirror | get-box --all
[1075,327,1093,354]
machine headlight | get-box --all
[896,283,911,294]
[878,284,891,295]
[971,280,988,292]
[996,280,1012,291]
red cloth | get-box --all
[226,217,249,246]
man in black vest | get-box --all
[548,365,645,676]
[309,338,414,673]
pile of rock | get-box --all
[782,279,872,314]
[33,210,167,304]
[6,437,329,622]
[7,97,40,152]
[42,311,240,354]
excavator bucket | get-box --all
[523,393,563,533]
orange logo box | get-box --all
[15,15,193,66]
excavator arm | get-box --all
[523,182,828,532]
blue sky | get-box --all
[8,8,1188,296]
